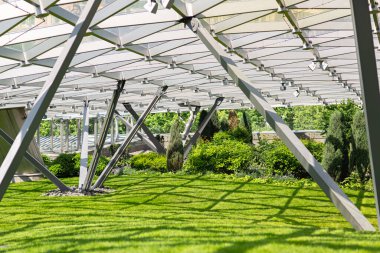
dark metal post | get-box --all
[350,0,380,229]
[184,98,223,159]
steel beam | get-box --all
[0,0,102,201]
[94,116,99,146]
[92,86,168,189]
[78,101,90,190]
[0,129,70,192]
[115,112,159,153]
[184,98,223,159]
[82,80,125,191]
[76,118,81,151]
[350,0,380,229]
[65,120,70,152]
[123,103,166,154]
[182,106,200,141]
[60,119,64,153]
[187,18,375,231]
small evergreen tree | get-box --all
[228,110,239,130]
[167,119,184,172]
[241,111,253,143]
[350,111,370,183]
[198,110,220,140]
[322,111,348,181]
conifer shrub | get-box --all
[198,110,220,140]
[228,110,240,130]
[350,111,370,182]
[241,111,253,143]
[167,119,184,172]
[322,111,348,181]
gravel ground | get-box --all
[43,187,114,197]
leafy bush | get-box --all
[241,111,253,143]
[48,164,65,178]
[167,119,184,172]
[184,138,253,174]
[350,111,370,182]
[229,127,252,144]
[322,111,348,181]
[254,139,324,179]
[228,110,239,130]
[129,152,167,172]
[41,154,52,167]
[50,153,77,177]
[198,110,220,140]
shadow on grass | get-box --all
[0,174,378,253]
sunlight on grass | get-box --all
[0,174,379,253]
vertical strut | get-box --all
[82,80,125,191]
[350,0,380,229]
[78,100,90,190]
[182,106,200,141]
[123,103,166,154]
[92,85,168,189]
[184,98,223,159]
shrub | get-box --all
[41,154,52,167]
[254,139,324,179]
[48,164,65,177]
[50,153,77,177]
[229,127,252,144]
[129,152,167,172]
[228,110,239,130]
[184,138,253,174]
[322,111,348,181]
[167,119,184,172]
[241,111,253,143]
[198,110,220,140]
[350,111,370,182]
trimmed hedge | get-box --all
[129,152,167,172]
[184,132,253,174]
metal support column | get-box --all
[93,86,168,189]
[123,103,166,154]
[82,80,125,191]
[60,119,64,153]
[114,117,119,142]
[50,120,54,151]
[110,117,115,145]
[36,126,40,151]
[115,112,158,153]
[76,118,81,151]
[350,0,380,229]
[65,120,70,152]
[182,106,200,141]
[184,98,223,159]
[78,101,90,189]
[94,116,98,147]
[0,129,70,192]
[0,0,101,201]
[187,18,375,231]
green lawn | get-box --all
[1,174,380,253]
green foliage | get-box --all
[50,153,77,177]
[41,154,52,167]
[228,110,240,130]
[166,119,184,172]
[350,111,370,182]
[129,152,167,172]
[229,127,252,144]
[184,137,253,174]
[198,110,220,140]
[322,111,348,181]
[253,139,324,179]
[48,153,109,178]
[240,111,253,143]
[144,112,185,134]
[219,117,229,131]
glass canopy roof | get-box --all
[0,0,375,119]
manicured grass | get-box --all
[0,173,380,252]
